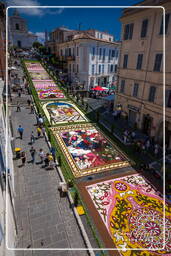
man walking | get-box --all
[30,147,36,164]
[16,102,21,112]
[17,125,24,139]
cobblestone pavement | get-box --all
[10,68,90,256]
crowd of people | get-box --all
[122,129,161,157]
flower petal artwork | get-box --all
[42,101,87,124]
[25,61,65,100]
[85,174,171,255]
[51,124,129,177]
[25,62,44,71]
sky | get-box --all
[6,0,140,43]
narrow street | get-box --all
[9,68,90,256]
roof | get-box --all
[71,32,120,45]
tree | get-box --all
[32,41,43,49]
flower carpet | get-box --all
[51,124,129,177]
[42,101,87,124]
[82,174,171,255]
[25,61,65,100]
[25,62,44,71]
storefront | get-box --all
[128,105,139,127]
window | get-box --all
[109,37,112,41]
[92,47,95,56]
[108,64,110,73]
[110,65,114,73]
[15,23,19,30]
[133,83,139,97]
[136,54,143,70]
[102,64,104,73]
[99,48,102,59]
[153,53,162,71]
[123,54,128,69]
[108,50,111,61]
[166,90,171,107]
[120,80,125,93]
[73,47,75,56]
[115,50,119,58]
[73,64,75,72]
[159,13,170,35]
[141,19,148,38]
[114,64,117,72]
[100,34,103,39]
[124,23,134,40]
[60,49,63,56]
[69,48,71,56]
[76,47,79,56]
[77,64,79,73]
[69,64,71,72]
[17,40,21,48]
[103,49,105,60]
[99,64,101,74]
[148,86,156,102]
[112,50,115,58]
[92,64,95,75]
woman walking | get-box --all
[37,127,41,139]
[21,151,26,166]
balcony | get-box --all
[66,55,75,61]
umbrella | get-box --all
[92,86,105,91]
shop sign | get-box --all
[128,105,140,112]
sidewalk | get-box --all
[10,92,90,255]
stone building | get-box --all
[115,0,171,148]
[9,9,37,49]
[0,3,16,256]
[46,28,120,90]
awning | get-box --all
[103,95,115,101]
[92,86,105,91]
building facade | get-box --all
[0,3,16,256]
[46,28,120,90]
[115,0,171,148]
[9,9,37,49]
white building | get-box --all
[9,9,37,49]
[46,28,120,90]
[0,79,16,256]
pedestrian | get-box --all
[38,116,43,126]
[30,103,34,114]
[154,144,159,156]
[16,102,21,112]
[30,147,36,164]
[21,151,26,166]
[41,127,45,137]
[146,139,150,151]
[44,153,50,168]
[27,99,31,106]
[30,131,35,144]
[48,153,54,168]
[18,89,21,97]
[131,131,136,142]
[17,125,24,139]
[39,149,44,164]
[37,126,41,138]
[50,147,56,161]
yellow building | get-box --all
[115,0,171,148]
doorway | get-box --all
[142,114,153,135]
[128,110,137,127]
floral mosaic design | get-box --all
[37,89,65,99]
[25,61,65,100]
[30,71,51,80]
[43,101,87,124]
[25,62,44,71]
[86,174,171,255]
[51,124,129,177]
